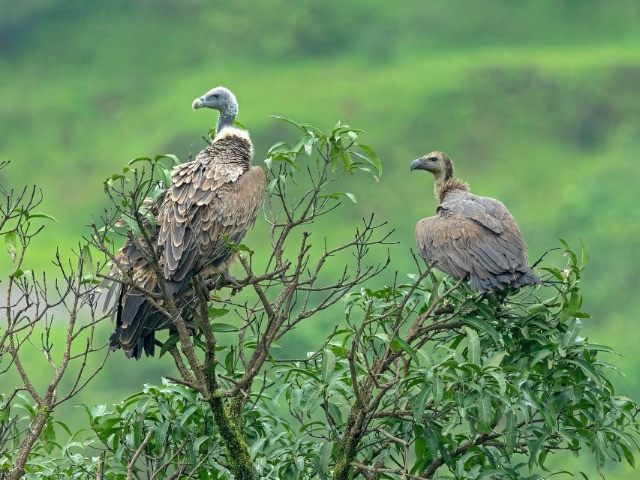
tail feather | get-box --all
[469,266,539,293]
[107,256,230,359]
[513,268,540,289]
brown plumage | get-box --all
[104,87,265,358]
[410,151,539,293]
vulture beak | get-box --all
[410,158,424,172]
[192,97,205,111]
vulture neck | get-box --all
[434,176,470,203]
[216,104,238,134]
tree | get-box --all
[0,161,107,480]
[1,120,637,479]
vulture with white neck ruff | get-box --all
[104,86,265,358]
[411,151,539,293]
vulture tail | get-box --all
[110,284,199,359]
[513,268,540,289]
[109,290,162,359]
[469,266,539,293]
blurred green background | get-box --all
[1,0,639,476]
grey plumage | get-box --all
[411,151,539,293]
[104,87,265,358]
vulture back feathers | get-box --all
[411,151,539,293]
[103,87,265,358]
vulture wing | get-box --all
[157,136,265,292]
[416,191,538,292]
[439,191,510,234]
[104,128,264,358]
[102,205,176,358]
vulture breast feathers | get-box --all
[411,151,539,293]
[106,125,265,359]
[158,128,265,293]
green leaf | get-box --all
[121,215,142,236]
[357,144,383,177]
[158,334,180,358]
[318,441,332,478]
[565,358,603,387]
[154,153,181,166]
[464,316,501,345]
[562,318,581,347]
[465,327,481,364]
[318,191,356,203]
[210,323,237,332]
[391,336,419,364]
[530,349,553,367]
[433,377,444,406]
[266,178,277,193]
[487,369,506,395]
[413,386,430,422]
[81,245,96,275]
[340,152,353,172]
[224,350,234,374]
[194,435,209,451]
[579,239,589,271]
[280,117,323,138]
[42,417,56,454]
[485,351,506,368]
[27,212,58,222]
[478,395,493,430]
[321,349,336,382]
[424,426,440,463]
[208,308,230,318]
[271,382,291,408]
[4,231,17,263]
[328,403,343,427]
[270,115,304,130]
[133,418,142,446]
[157,164,172,187]
[621,444,636,468]
[505,410,516,454]
[127,156,153,166]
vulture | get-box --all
[410,151,539,293]
[103,86,265,358]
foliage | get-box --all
[3,15,640,465]
[0,162,108,480]
[1,123,637,479]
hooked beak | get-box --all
[410,158,424,172]
[192,97,205,111]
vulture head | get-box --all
[410,151,454,181]
[192,86,239,131]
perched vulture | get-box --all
[410,151,539,293]
[104,86,265,358]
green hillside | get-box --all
[1,1,639,477]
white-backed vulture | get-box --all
[410,151,539,293]
[104,87,265,358]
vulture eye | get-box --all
[428,157,437,162]
[212,93,220,98]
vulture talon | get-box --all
[220,273,243,296]
[103,86,265,359]
[411,151,540,294]
[221,272,241,288]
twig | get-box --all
[126,429,154,480]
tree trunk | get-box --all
[8,406,50,480]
